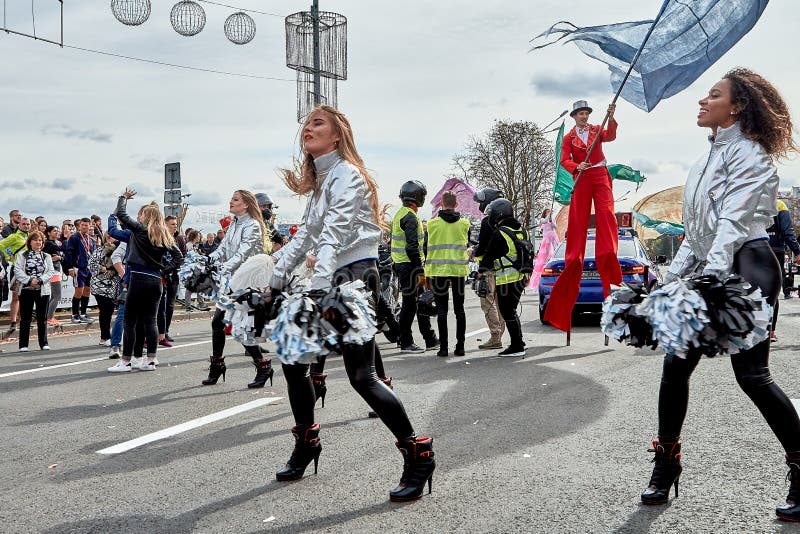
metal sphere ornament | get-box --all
[170,0,206,37]
[224,12,256,45]
[111,0,151,26]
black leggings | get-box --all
[282,260,414,440]
[497,278,525,348]
[123,272,162,358]
[657,240,800,452]
[431,276,466,348]
[396,263,435,347]
[94,294,115,341]
[211,308,263,363]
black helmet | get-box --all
[417,290,437,316]
[473,188,504,213]
[399,180,427,206]
[485,198,514,227]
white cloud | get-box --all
[41,124,112,143]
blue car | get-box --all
[538,230,663,324]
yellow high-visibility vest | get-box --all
[391,206,423,264]
[494,227,525,285]
[425,216,470,277]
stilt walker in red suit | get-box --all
[544,100,622,332]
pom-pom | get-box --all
[602,274,772,358]
[268,280,377,365]
[179,251,219,298]
[601,284,657,349]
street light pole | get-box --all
[311,0,321,106]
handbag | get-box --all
[49,274,62,283]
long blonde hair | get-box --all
[282,105,384,229]
[234,189,269,251]
[140,202,175,248]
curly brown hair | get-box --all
[723,68,799,159]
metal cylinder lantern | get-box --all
[170,0,206,37]
[285,11,347,80]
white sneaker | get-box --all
[139,359,156,371]
[153,357,160,366]
[108,360,132,373]
[80,315,95,324]
[19,347,29,352]
[99,340,111,347]
[130,356,143,369]
[41,346,50,351]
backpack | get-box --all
[499,227,535,276]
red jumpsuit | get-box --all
[544,120,622,331]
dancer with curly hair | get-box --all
[639,68,800,522]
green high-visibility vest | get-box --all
[494,226,525,285]
[391,205,423,264]
[425,216,470,277]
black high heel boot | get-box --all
[276,423,322,481]
[311,372,327,408]
[248,358,274,389]
[201,356,226,386]
[641,439,682,505]
[389,436,436,502]
[776,453,800,521]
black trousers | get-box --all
[497,278,525,349]
[123,272,162,358]
[165,277,179,334]
[657,240,800,452]
[282,260,414,440]
[211,308,263,363]
[19,289,48,349]
[396,262,435,347]
[94,294,116,341]
[430,276,466,349]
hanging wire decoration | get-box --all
[110,0,151,26]
[285,5,347,122]
[170,0,206,37]
[285,10,347,80]
[296,70,337,122]
[224,11,256,45]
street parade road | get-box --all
[3,292,800,533]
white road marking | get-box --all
[792,400,800,415]
[0,339,212,378]
[465,328,490,338]
[97,396,283,455]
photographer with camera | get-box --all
[471,188,505,350]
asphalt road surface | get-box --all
[3,292,800,533]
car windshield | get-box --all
[552,238,637,260]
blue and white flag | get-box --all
[532,0,769,111]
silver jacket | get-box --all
[668,122,778,279]
[271,150,381,290]
[209,213,264,275]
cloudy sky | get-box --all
[1,1,798,232]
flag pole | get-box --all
[571,0,671,191]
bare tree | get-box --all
[454,119,555,225]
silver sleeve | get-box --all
[704,145,778,276]
[271,202,314,289]
[310,167,365,290]
[222,221,263,274]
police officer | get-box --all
[425,190,470,357]
[471,188,505,350]
[392,180,438,353]
[477,198,528,357]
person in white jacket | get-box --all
[14,231,55,351]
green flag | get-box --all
[552,121,574,205]
[607,164,647,184]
